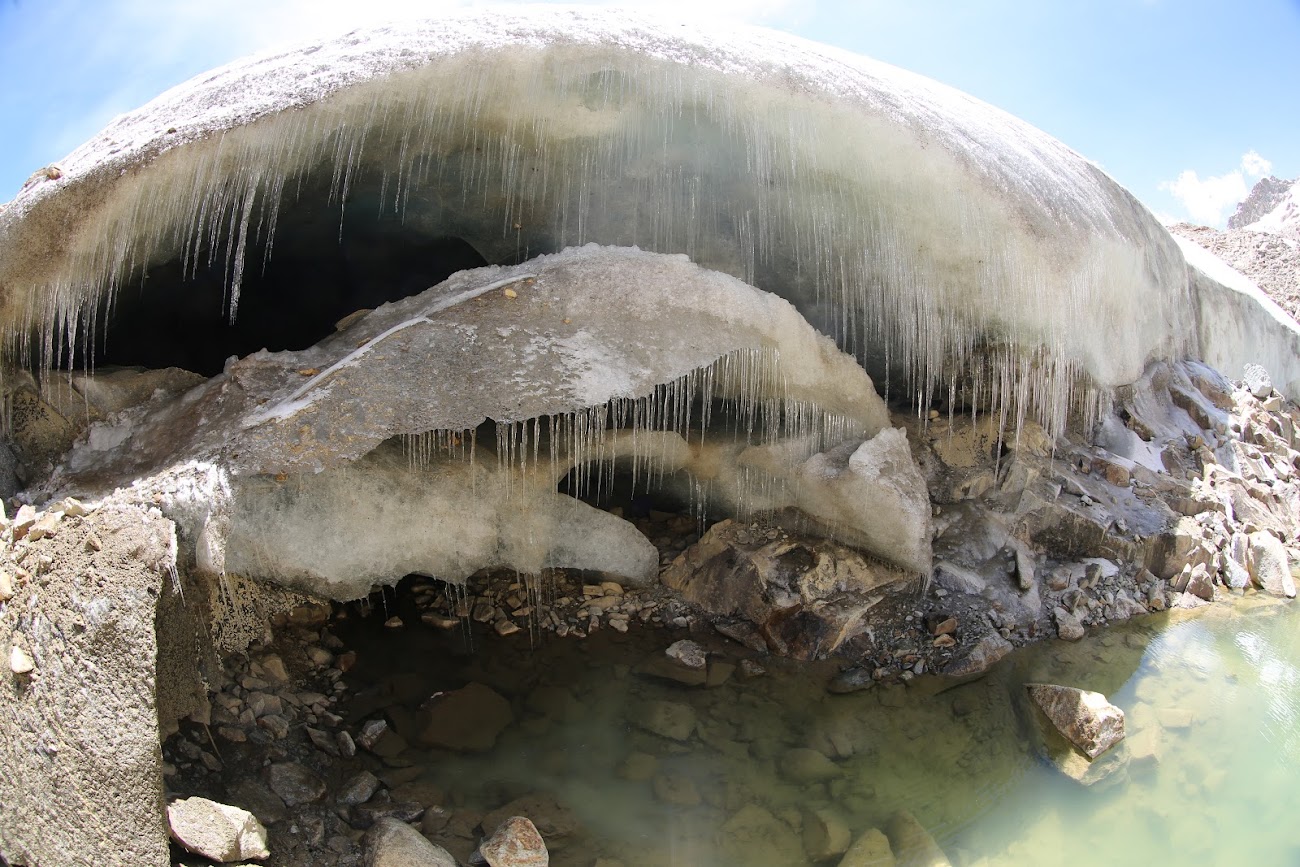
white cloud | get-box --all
[1160,151,1274,226]
[1241,150,1272,178]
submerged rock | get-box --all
[884,810,951,867]
[1026,683,1126,759]
[633,700,696,742]
[838,828,896,867]
[717,804,805,866]
[418,682,514,752]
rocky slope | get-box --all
[1168,222,1300,319]
[1168,175,1300,321]
[1228,175,1300,236]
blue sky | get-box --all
[1,0,1296,226]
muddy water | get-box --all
[339,593,1300,866]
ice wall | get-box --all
[0,6,1201,439]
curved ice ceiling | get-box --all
[0,5,1284,426]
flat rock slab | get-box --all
[1027,683,1126,758]
[632,700,696,741]
[418,682,514,752]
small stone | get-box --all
[257,714,290,740]
[287,602,331,627]
[929,616,957,636]
[55,497,90,518]
[247,692,283,718]
[167,796,270,862]
[25,511,61,541]
[9,644,34,675]
[932,634,956,648]
[265,762,326,807]
[664,639,707,669]
[83,533,103,552]
[495,618,521,636]
[306,646,334,667]
[422,612,461,629]
[11,505,37,539]
[0,572,13,602]
[738,659,766,679]
[260,654,290,684]
[479,816,549,867]
[827,667,874,695]
[337,730,357,757]
[338,770,382,806]
[384,616,404,629]
[358,718,390,751]
[305,727,338,756]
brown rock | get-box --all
[479,816,549,867]
[418,683,514,752]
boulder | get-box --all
[632,700,696,741]
[1053,607,1085,642]
[942,632,1013,678]
[1249,532,1296,598]
[1244,363,1274,399]
[803,807,852,861]
[418,682,514,751]
[167,797,270,862]
[662,521,913,660]
[717,804,805,866]
[838,828,896,867]
[1026,684,1125,759]
[364,817,457,867]
[884,810,951,867]
[479,816,549,867]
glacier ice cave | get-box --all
[3,7,1300,867]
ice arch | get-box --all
[0,5,1244,438]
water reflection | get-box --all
[340,594,1300,865]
